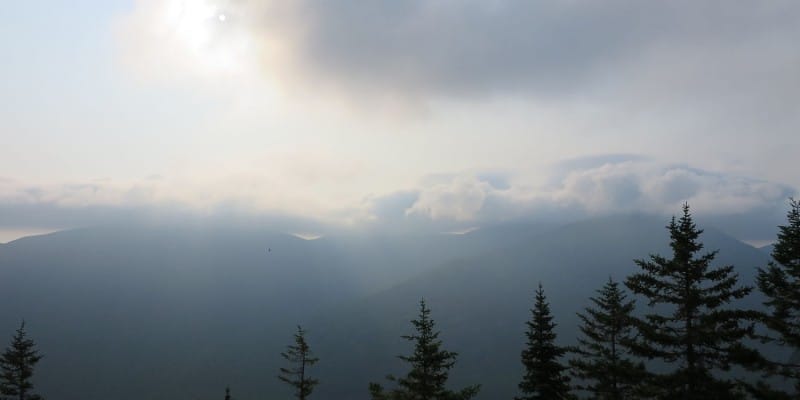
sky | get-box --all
[1,1,799,242]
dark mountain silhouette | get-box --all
[309,215,771,399]
[0,221,543,399]
[0,216,771,399]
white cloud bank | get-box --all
[1,157,793,241]
[397,159,792,224]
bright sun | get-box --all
[164,0,247,74]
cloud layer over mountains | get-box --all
[2,157,793,242]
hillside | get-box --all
[0,221,544,399]
[309,215,772,399]
[0,216,773,399]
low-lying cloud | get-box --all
[370,158,795,239]
[1,157,794,241]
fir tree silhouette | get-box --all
[569,278,650,399]
[369,299,479,400]
[626,204,761,399]
[517,283,571,400]
[278,326,319,400]
[0,321,43,400]
[756,198,800,396]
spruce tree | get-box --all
[278,326,319,400]
[516,283,571,400]
[369,299,480,400]
[0,321,43,400]
[757,198,800,393]
[625,204,759,399]
[569,278,649,400]
[224,386,231,400]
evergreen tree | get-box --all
[369,299,480,400]
[224,386,231,400]
[756,198,800,392]
[278,326,319,400]
[569,278,649,399]
[516,283,571,400]
[0,321,43,400]
[625,204,760,399]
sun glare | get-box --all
[163,0,248,74]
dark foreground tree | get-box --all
[224,386,231,400]
[369,299,480,400]
[569,278,649,399]
[278,326,319,400]
[517,283,571,400]
[625,204,760,399]
[757,198,800,393]
[0,321,43,400]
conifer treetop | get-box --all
[570,277,650,400]
[369,299,479,400]
[0,321,44,400]
[517,283,571,400]
[756,198,800,393]
[626,204,761,398]
[278,325,319,400]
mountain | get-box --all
[0,221,546,399]
[309,215,772,399]
[0,224,364,399]
[0,216,773,399]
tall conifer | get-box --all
[570,278,649,399]
[757,198,800,394]
[278,326,319,400]
[625,204,760,399]
[369,299,480,400]
[0,321,43,400]
[517,283,571,400]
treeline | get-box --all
[4,201,800,399]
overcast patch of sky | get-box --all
[1,0,798,236]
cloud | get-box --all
[552,161,791,216]
[115,1,800,179]
[366,157,795,238]
[0,157,795,241]
[405,176,493,221]
[363,190,419,223]
[118,1,800,101]
[113,1,800,189]
[0,155,367,230]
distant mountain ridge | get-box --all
[309,214,772,399]
[0,215,773,399]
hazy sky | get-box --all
[1,1,799,240]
